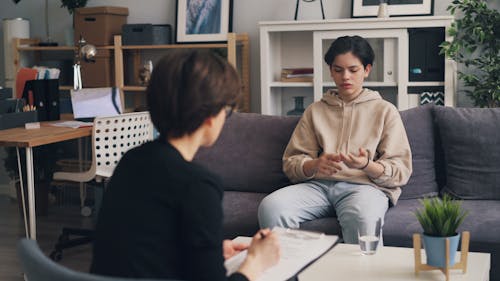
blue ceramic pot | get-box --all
[422,233,461,268]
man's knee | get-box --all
[258,196,298,228]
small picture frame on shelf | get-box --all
[351,0,434,18]
[175,0,233,43]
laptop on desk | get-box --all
[71,87,122,122]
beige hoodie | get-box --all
[283,88,412,205]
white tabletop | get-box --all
[298,244,490,281]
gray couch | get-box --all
[194,104,500,280]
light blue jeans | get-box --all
[258,180,389,244]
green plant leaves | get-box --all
[414,195,468,237]
[441,0,500,107]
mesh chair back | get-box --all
[93,112,154,179]
[18,238,179,281]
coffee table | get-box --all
[298,244,490,281]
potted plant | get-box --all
[414,195,468,267]
[12,0,88,14]
[60,0,88,14]
[439,0,500,108]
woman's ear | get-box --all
[364,64,372,78]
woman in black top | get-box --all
[90,50,280,281]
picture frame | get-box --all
[351,0,434,18]
[176,0,233,43]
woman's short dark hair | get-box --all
[146,49,240,139]
[324,35,375,69]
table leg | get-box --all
[25,147,36,239]
[16,148,29,238]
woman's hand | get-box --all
[304,153,343,177]
[223,239,249,260]
[237,228,280,280]
[340,148,369,169]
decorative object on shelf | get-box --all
[351,0,433,18]
[138,60,153,86]
[287,96,306,116]
[376,2,389,18]
[420,91,444,106]
[413,195,469,280]
[176,0,233,43]
[2,18,30,84]
[73,36,96,90]
[294,0,325,20]
[439,0,499,108]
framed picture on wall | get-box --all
[351,0,434,18]
[176,0,233,43]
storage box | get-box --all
[0,110,37,130]
[0,87,13,100]
[122,24,172,45]
[74,6,129,46]
[81,49,114,87]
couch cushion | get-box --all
[435,107,500,199]
[222,191,267,239]
[399,104,439,199]
[195,112,300,193]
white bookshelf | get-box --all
[259,16,455,116]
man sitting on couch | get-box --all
[258,35,412,244]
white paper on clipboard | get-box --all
[70,87,122,119]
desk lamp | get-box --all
[73,36,96,90]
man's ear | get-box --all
[202,115,215,128]
[364,64,372,78]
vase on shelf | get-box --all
[287,96,305,116]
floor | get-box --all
[0,194,92,281]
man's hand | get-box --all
[223,239,249,260]
[340,148,369,169]
[304,153,343,177]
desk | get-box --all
[298,244,490,281]
[0,122,92,239]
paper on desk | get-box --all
[50,121,93,128]
[225,227,338,281]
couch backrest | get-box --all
[399,104,441,199]
[434,106,500,200]
[194,113,300,193]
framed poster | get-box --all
[176,0,233,43]
[351,0,434,18]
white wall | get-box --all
[2,0,486,112]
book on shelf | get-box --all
[281,67,314,75]
[281,67,314,82]
[280,76,313,83]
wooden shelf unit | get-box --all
[13,33,251,113]
[259,16,456,116]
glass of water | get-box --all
[357,218,382,255]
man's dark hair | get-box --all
[324,35,375,69]
[146,49,240,139]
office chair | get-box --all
[18,238,180,281]
[50,111,154,261]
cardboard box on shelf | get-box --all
[80,49,114,88]
[74,6,129,46]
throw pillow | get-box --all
[435,106,500,199]
[399,104,439,199]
